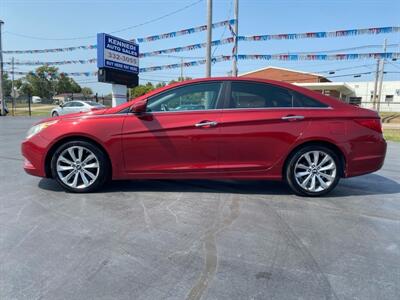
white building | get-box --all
[240,66,400,112]
[295,81,400,112]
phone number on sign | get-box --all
[105,50,138,66]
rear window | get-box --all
[229,82,328,109]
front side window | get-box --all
[147,82,222,112]
[229,82,327,109]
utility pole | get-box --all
[376,38,387,113]
[11,57,15,116]
[232,0,239,76]
[205,0,212,77]
[0,20,5,116]
[372,59,380,110]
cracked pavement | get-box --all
[1,117,399,299]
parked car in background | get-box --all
[32,96,42,104]
[50,101,105,117]
[22,77,386,196]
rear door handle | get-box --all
[281,115,305,121]
[195,121,218,127]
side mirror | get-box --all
[60,103,64,108]
[130,100,147,114]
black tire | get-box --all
[285,145,341,197]
[50,140,109,193]
[52,112,59,117]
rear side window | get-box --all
[229,82,327,109]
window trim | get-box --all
[145,81,227,113]
[224,80,330,110]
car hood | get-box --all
[35,108,109,125]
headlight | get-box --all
[26,120,59,139]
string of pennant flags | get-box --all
[1,25,399,55]
[1,19,235,54]
[136,19,235,43]
[6,52,399,77]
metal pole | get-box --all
[376,38,387,113]
[180,58,184,81]
[11,57,15,116]
[372,59,380,110]
[0,20,5,116]
[28,93,32,117]
[232,0,239,76]
[205,0,212,77]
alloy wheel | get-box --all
[56,146,100,189]
[294,150,337,193]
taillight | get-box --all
[355,118,382,133]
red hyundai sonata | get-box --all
[21,77,386,196]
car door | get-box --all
[218,81,324,172]
[122,81,225,174]
[59,101,73,115]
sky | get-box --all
[1,0,400,95]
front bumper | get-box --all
[21,135,49,178]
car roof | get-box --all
[107,77,348,113]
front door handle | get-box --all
[195,121,218,128]
[281,115,305,121]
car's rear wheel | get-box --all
[52,111,59,117]
[285,145,341,197]
[50,140,108,193]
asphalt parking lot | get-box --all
[1,117,399,300]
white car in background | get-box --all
[51,100,105,117]
[32,96,42,104]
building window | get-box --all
[349,97,362,106]
[385,95,394,102]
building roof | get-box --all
[239,66,326,78]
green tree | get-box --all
[23,65,59,98]
[129,82,155,98]
[81,87,93,98]
[56,74,81,95]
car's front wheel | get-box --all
[285,145,341,197]
[50,140,109,193]
[52,111,59,117]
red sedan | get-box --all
[21,78,386,196]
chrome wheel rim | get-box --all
[294,150,337,193]
[56,146,100,189]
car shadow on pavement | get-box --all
[38,173,400,197]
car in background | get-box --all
[50,101,105,117]
[32,96,42,104]
[22,77,386,196]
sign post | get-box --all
[97,33,139,107]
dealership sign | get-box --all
[97,33,139,74]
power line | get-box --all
[4,0,204,41]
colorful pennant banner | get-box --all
[136,19,235,43]
[238,26,400,42]
[6,52,399,77]
[4,58,97,66]
[2,25,399,55]
[236,52,400,61]
[140,37,234,57]
[2,45,97,55]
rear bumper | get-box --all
[21,135,48,178]
[344,138,387,177]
